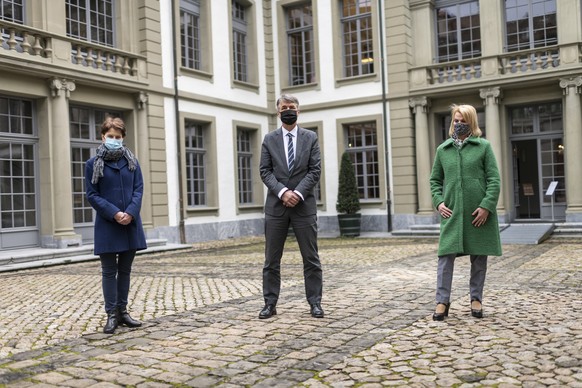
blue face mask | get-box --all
[104,137,123,150]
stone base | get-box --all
[566,211,582,223]
[41,234,83,249]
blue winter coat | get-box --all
[85,155,147,255]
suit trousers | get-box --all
[436,254,487,304]
[100,250,136,313]
[263,209,323,306]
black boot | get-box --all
[118,308,142,327]
[103,311,118,334]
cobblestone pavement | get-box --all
[0,237,580,387]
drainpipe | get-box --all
[377,0,392,232]
[171,0,186,243]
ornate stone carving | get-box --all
[559,76,582,95]
[136,91,149,110]
[479,87,502,105]
[49,78,76,98]
[408,97,430,114]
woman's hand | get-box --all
[114,211,133,225]
[438,203,452,218]
[472,207,490,227]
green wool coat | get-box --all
[429,136,502,257]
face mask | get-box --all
[280,110,298,125]
[454,122,471,137]
[104,137,123,150]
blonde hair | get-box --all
[448,104,482,138]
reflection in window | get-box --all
[237,129,253,204]
[66,0,114,47]
[185,121,207,206]
[232,1,248,82]
[180,0,201,70]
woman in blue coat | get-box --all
[85,117,147,334]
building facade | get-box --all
[1,0,582,253]
[389,0,582,229]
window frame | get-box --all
[228,0,259,89]
[504,0,558,52]
[177,0,213,78]
[0,0,24,23]
[65,0,115,47]
[434,0,481,63]
[336,115,385,206]
[233,121,262,211]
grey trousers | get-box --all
[436,254,488,304]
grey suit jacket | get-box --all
[260,126,321,216]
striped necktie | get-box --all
[287,132,294,172]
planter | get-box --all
[338,213,361,237]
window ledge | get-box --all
[237,204,264,213]
[281,82,319,92]
[336,73,378,86]
[233,80,260,92]
[186,206,219,216]
[180,67,214,81]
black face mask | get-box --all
[280,110,298,125]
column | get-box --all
[49,78,82,248]
[136,92,153,230]
[479,87,505,214]
[559,76,582,219]
[409,97,433,214]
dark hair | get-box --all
[101,117,126,137]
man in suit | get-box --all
[258,94,323,319]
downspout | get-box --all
[171,0,186,243]
[377,0,392,232]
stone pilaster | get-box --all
[136,92,153,230]
[48,78,82,248]
[409,97,433,214]
[479,87,505,215]
[559,76,582,219]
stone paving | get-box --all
[0,236,580,387]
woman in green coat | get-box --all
[429,104,502,321]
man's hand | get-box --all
[282,190,300,208]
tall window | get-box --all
[346,122,379,200]
[0,0,24,23]
[505,0,557,52]
[287,4,315,86]
[0,96,36,231]
[232,1,248,82]
[66,0,114,47]
[341,0,373,77]
[236,129,253,204]
[180,0,201,69]
[70,106,121,225]
[436,1,480,62]
[185,121,207,207]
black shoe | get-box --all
[103,311,118,334]
[310,303,324,318]
[259,304,277,319]
[118,308,142,327]
[432,303,450,321]
[471,299,483,318]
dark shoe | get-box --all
[118,308,142,327]
[471,299,483,318]
[103,311,118,334]
[259,304,277,319]
[432,303,450,321]
[310,303,324,318]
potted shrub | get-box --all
[336,152,361,236]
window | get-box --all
[185,121,207,207]
[236,128,253,204]
[180,0,201,69]
[66,0,114,47]
[436,1,480,62]
[69,106,122,225]
[0,0,24,23]
[287,4,315,86]
[341,0,373,77]
[345,121,379,200]
[0,96,36,231]
[232,0,248,82]
[505,0,557,52]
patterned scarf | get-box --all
[91,144,137,184]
